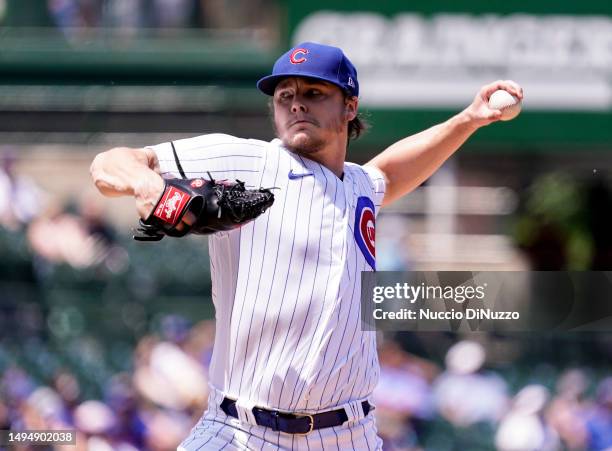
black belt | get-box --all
[220,397,371,435]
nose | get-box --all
[291,96,307,113]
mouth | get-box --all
[289,119,317,128]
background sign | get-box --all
[285,0,612,148]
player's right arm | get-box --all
[367,80,523,207]
[90,147,164,218]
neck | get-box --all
[284,134,347,179]
[305,147,346,178]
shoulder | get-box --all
[346,162,386,210]
[345,162,384,185]
[150,134,281,180]
[174,135,284,160]
[172,133,269,150]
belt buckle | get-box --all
[295,414,314,435]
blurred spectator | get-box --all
[150,0,200,28]
[133,338,208,412]
[102,0,143,30]
[47,0,101,29]
[74,399,138,450]
[25,385,71,427]
[496,385,560,451]
[49,0,247,31]
[79,195,119,251]
[27,197,126,271]
[3,0,277,33]
[0,150,46,231]
[131,332,206,449]
[104,373,147,449]
[584,377,612,450]
[182,320,216,370]
[54,369,82,411]
[546,368,589,450]
[160,314,192,345]
[143,410,192,451]
[373,338,437,450]
[28,202,100,268]
[0,398,9,430]
[433,340,509,427]
[1,366,36,408]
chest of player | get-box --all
[261,167,376,272]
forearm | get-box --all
[368,111,479,206]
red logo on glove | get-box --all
[290,48,308,64]
[153,186,190,225]
[191,179,204,188]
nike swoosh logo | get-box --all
[288,169,314,179]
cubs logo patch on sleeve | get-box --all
[354,196,376,270]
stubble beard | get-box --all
[282,131,325,156]
[278,115,346,157]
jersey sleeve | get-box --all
[358,164,386,216]
[148,133,269,188]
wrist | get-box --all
[134,173,166,218]
[453,108,482,133]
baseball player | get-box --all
[90,42,523,450]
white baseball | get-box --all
[488,89,522,121]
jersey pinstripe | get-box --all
[151,134,385,416]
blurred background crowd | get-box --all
[1,0,611,449]
[0,0,277,32]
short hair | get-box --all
[344,93,369,142]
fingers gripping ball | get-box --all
[133,176,275,241]
[488,89,522,121]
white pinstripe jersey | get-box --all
[151,133,386,413]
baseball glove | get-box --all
[133,175,274,241]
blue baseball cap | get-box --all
[257,42,359,97]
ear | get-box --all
[345,97,358,121]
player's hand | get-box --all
[134,175,196,233]
[462,80,524,128]
[134,173,166,219]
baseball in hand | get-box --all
[488,89,522,121]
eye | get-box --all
[277,91,292,101]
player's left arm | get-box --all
[366,80,523,207]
